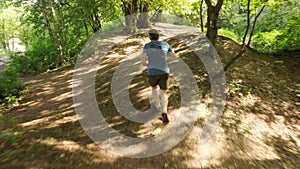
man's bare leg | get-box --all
[160,89,169,123]
[159,89,168,113]
[152,86,161,110]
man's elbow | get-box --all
[141,61,148,66]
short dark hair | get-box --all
[148,29,159,40]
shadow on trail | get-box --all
[213,37,300,168]
[3,31,300,168]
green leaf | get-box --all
[59,153,66,158]
[295,102,300,106]
[297,94,300,98]
[274,60,284,64]
[280,80,286,83]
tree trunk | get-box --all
[84,21,89,37]
[48,0,64,64]
[156,10,163,22]
[122,0,138,33]
[223,49,245,71]
[247,5,266,47]
[138,2,149,28]
[57,0,67,49]
[150,7,162,22]
[204,0,224,46]
[95,13,102,32]
[241,0,251,50]
[223,0,251,71]
[0,19,6,50]
[89,13,102,33]
[200,0,204,32]
[39,0,54,39]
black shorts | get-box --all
[148,74,169,90]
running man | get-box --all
[140,29,177,124]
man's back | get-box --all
[143,41,172,75]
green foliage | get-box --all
[229,80,249,93]
[0,113,24,145]
[0,0,298,71]
[0,5,23,51]
[220,1,247,37]
[0,66,24,99]
[252,13,300,53]
[161,13,193,26]
[251,30,281,53]
[168,0,202,26]
[0,113,24,160]
[102,19,125,33]
[220,0,300,53]
[9,39,58,74]
[218,29,241,42]
[5,95,21,107]
[274,14,300,51]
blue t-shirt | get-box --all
[143,41,172,75]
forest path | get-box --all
[1,24,300,168]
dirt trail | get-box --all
[1,25,300,168]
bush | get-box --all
[252,30,281,53]
[218,29,241,42]
[274,14,300,51]
[9,42,58,74]
[0,66,24,100]
[0,113,24,161]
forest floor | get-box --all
[1,23,300,168]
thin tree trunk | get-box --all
[204,0,224,46]
[247,5,265,47]
[0,19,6,50]
[84,21,89,37]
[39,0,54,39]
[223,0,251,71]
[131,0,138,32]
[89,13,102,33]
[156,10,162,22]
[241,0,251,50]
[57,0,67,49]
[150,5,162,22]
[95,13,102,32]
[48,0,64,64]
[223,49,245,71]
[200,0,204,32]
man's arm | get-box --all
[140,53,148,66]
[167,51,178,63]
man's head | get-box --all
[148,29,159,41]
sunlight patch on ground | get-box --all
[237,113,282,160]
[44,114,79,129]
[239,94,260,107]
[135,108,181,138]
[105,53,125,58]
[135,87,151,101]
[50,91,73,102]
[19,110,77,129]
[19,112,54,128]
[184,126,230,168]
[125,45,140,54]
[239,137,280,161]
[39,138,81,152]
[38,137,118,163]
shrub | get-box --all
[0,66,24,100]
